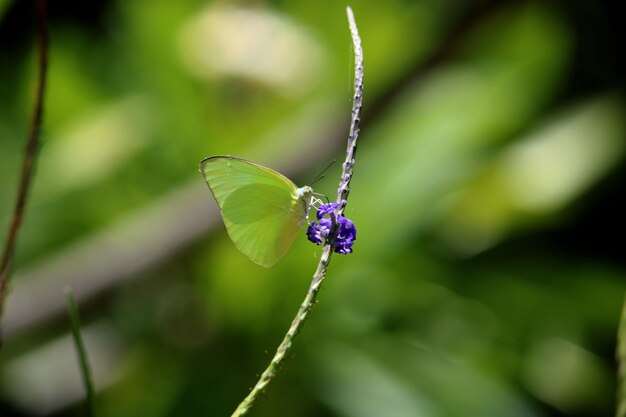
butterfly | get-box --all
[199,156,316,268]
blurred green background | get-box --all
[1,0,624,416]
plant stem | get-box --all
[230,245,333,417]
[65,287,96,417]
[617,289,626,417]
[335,6,363,217]
[0,0,49,334]
[230,6,363,417]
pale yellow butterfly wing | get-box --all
[200,156,308,267]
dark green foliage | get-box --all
[0,1,623,416]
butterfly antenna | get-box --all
[309,160,336,186]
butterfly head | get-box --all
[296,186,316,221]
[296,186,314,201]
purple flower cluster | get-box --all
[306,203,357,254]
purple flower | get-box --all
[335,216,356,254]
[316,202,338,219]
[306,217,331,245]
[306,203,357,254]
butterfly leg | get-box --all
[306,196,325,224]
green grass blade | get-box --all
[618,290,626,417]
[65,287,95,417]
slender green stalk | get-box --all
[335,6,363,217]
[231,245,334,416]
[230,7,364,417]
[617,289,626,417]
[65,287,96,417]
[0,0,49,335]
